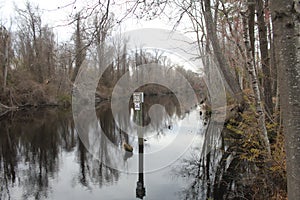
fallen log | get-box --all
[0,103,18,118]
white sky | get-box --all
[0,0,201,72]
[0,0,177,41]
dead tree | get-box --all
[0,25,10,92]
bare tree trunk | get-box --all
[0,26,9,92]
[270,1,300,199]
[96,22,107,72]
[122,42,127,74]
[203,0,243,104]
[3,34,9,91]
[256,0,273,115]
[94,0,111,74]
[248,0,256,63]
[265,0,278,99]
[274,81,280,113]
[72,13,85,82]
[242,12,271,156]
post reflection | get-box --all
[136,137,146,199]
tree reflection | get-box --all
[173,121,277,200]
[0,109,74,200]
[173,128,237,199]
[76,137,120,188]
[74,94,184,191]
[0,94,195,199]
[0,123,17,200]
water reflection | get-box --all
[172,120,274,200]
[0,95,203,200]
[0,109,72,200]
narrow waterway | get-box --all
[0,95,209,200]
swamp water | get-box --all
[0,95,212,200]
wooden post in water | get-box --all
[134,92,146,199]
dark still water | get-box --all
[0,96,207,200]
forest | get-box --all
[0,0,299,200]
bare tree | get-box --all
[71,13,86,82]
[270,1,300,199]
[15,2,56,83]
[256,0,273,115]
[202,0,243,104]
[93,1,113,71]
[242,3,271,155]
[0,25,10,91]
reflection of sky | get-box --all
[138,107,203,155]
[97,104,205,173]
[47,151,187,200]
[0,99,206,200]
[3,106,205,200]
[9,159,195,200]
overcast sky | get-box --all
[1,0,70,22]
[0,0,177,41]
